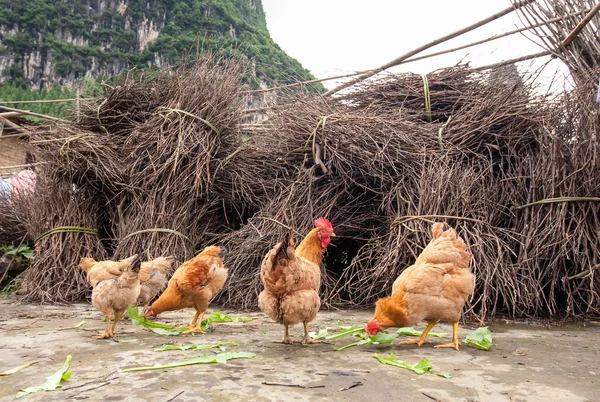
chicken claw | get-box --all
[300,336,322,345]
[183,325,206,335]
[94,330,113,339]
[183,310,206,334]
[94,315,114,339]
[433,322,461,351]
[272,336,295,344]
[400,338,431,346]
[434,341,461,351]
[399,320,437,347]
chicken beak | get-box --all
[330,232,336,237]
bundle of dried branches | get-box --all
[18,174,107,303]
[15,45,600,318]
[516,0,600,80]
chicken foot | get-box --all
[94,314,114,339]
[273,324,300,344]
[400,320,438,347]
[183,310,206,334]
[434,322,461,351]
[300,321,321,345]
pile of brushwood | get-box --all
[2,7,599,318]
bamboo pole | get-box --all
[0,112,23,118]
[471,50,552,72]
[0,106,68,122]
[0,116,25,131]
[0,98,95,104]
[560,1,600,48]
[323,0,536,96]
[242,7,583,97]
[401,9,589,66]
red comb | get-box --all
[314,217,333,231]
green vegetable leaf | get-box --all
[200,312,253,329]
[309,328,329,340]
[325,325,365,340]
[374,353,433,375]
[397,327,447,338]
[464,326,493,351]
[122,352,255,372]
[56,320,85,331]
[16,355,72,398]
[154,342,239,352]
[127,305,187,335]
[435,372,453,378]
[334,332,397,351]
[0,362,37,376]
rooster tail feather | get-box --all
[127,254,143,274]
[272,228,294,268]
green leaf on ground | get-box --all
[126,305,187,336]
[16,355,72,398]
[334,332,397,351]
[325,325,365,340]
[0,362,37,376]
[154,342,239,352]
[397,327,447,338]
[56,320,85,331]
[122,352,255,372]
[309,328,329,340]
[464,326,493,351]
[374,353,451,378]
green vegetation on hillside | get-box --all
[0,0,323,92]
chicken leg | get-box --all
[400,320,438,347]
[94,314,113,339]
[434,322,461,351]
[272,324,294,344]
[300,321,321,345]
[184,310,206,334]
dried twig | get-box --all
[261,382,325,389]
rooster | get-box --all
[144,246,228,334]
[258,218,335,345]
[365,222,473,350]
[91,254,142,339]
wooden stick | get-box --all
[323,0,536,96]
[401,9,590,66]
[470,50,552,72]
[0,112,23,118]
[241,70,377,94]
[560,1,600,48]
[0,116,26,131]
[512,196,600,210]
[566,263,600,280]
[0,105,69,122]
[0,98,96,104]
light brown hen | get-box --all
[365,222,474,350]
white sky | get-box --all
[261,0,570,90]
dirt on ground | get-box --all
[0,296,598,402]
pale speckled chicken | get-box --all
[144,246,228,334]
[365,222,474,350]
[79,255,175,313]
[91,254,142,339]
[258,218,335,345]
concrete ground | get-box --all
[0,296,598,402]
